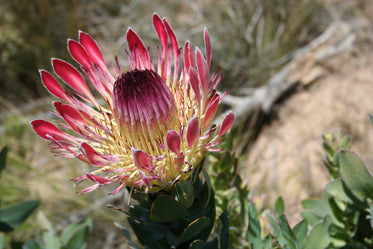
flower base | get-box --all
[112,174,228,249]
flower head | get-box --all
[31,14,234,194]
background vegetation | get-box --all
[0,0,372,248]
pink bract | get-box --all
[31,14,234,193]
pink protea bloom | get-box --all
[31,14,234,194]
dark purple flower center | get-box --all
[113,69,177,143]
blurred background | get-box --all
[1,0,373,248]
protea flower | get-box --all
[31,14,234,194]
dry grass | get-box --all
[81,0,326,92]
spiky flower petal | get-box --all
[31,14,234,193]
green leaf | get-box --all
[150,195,188,222]
[166,229,179,248]
[265,211,280,237]
[215,172,229,191]
[114,223,141,249]
[356,213,373,241]
[300,210,323,228]
[61,219,90,245]
[178,217,210,245]
[0,200,39,232]
[37,212,60,249]
[275,197,285,217]
[301,199,328,217]
[324,179,360,227]
[340,136,351,150]
[325,179,353,205]
[339,150,373,201]
[189,240,207,249]
[42,227,61,249]
[301,199,328,228]
[22,241,44,249]
[217,211,229,249]
[324,191,344,228]
[187,180,216,243]
[263,234,274,249]
[248,203,263,249]
[303,216,330,249]
[62,219,92,249]
[172,181,194,209]
[128,218,166,243]
[278,215,298,249]
[0,146,7,175]
[219,152,233,172]
[202,184,216,240]
[128,205,150,220]
[0,233,3,249]
[370,203,373,231]
[328,224,349,244]
[293,220,307,249]
[322,137,334,156]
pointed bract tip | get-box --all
[50,57,57,66]
[186,116,200,149]
[66,38,73,48]
[126,27,133,34]
[218,111,235,137]
[30,119,67,141]
[78,30,89,37]
[152,12,160,19]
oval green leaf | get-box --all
[172,181,194,209]
[189,240,207,249]
[275,197,285,217]
[61,218,92,246]
[0,200,39,232]
[339,150,373,201]
[63,219,92,249]
[300,210,323,228]
[150,195,188,222]
[178,217,210,245]
[301,199,328,217]
[114,222,141,249]
[303,216,331,249]
[293,220,307,249]
[325,179,353,204]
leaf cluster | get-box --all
[301,130,373,248]
[113,177,228,249]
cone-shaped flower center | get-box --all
[113,69,178,154]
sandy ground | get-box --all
[242,21,373,224]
